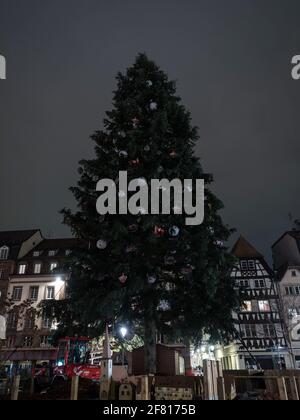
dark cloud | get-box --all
[0,0,300,261]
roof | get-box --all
[34,238,82,250]
[0,230,40,260]
[231,236,263,259]
[276,263,300,280]
[23,238,85,260]
[272,230,300,249]
[0,230,40,247]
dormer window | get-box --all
[48,250,57,257]
[0,246,9,260]
[33,251,42,257]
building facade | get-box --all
[0,230,43,312]
[272,231,300,369]
[215,236,291,370]
[0,238,80,365]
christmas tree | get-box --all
[56,54,238,373]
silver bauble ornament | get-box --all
[96,239,107,250]
[169,226,180,237]
[147,274,157,284]
[149,101,158,111]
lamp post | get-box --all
[120,327,128,365]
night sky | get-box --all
[0,0,299,261]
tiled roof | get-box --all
[0,230,40,259]
[231,235,263,259]
[24,238,85,260]
[272,230,300,248]
[34,238,81,250]
[0,230,39,247]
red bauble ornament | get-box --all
[132,117,139,128]
[154,226,165,237]
[130,158,140,166]
[119,273,127,284]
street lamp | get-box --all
[119,327,128,365]
[120,327,128,339]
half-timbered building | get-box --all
[215,236,291,370]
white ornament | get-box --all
[158,300,170,311]
[96,239,107,250]
[119,150,128,158]
[147,274,157,284]
[146,80,153,87]
[144,145,150,152]
[119,273,127,284]
[169,226,180,237]
[132,117,139,128]
[149,101,158,111]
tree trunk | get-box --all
[144,302,157,374]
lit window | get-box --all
[258,300,270,312]
[18,264,26,275]
[34,263,42,274]
[33,251,41,257]
[48,250,57,257]
[29,286,39,301]
[12,286,23,301]
[242,301,252,312]
[46,286,55,300]
[65,249,71,256]
[0,246,9,260]
[50,262,58,272]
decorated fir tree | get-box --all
[56,54,238,373]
